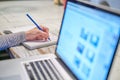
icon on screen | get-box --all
[80,28,89,41]
[74,56,81,68]
[77,42,85,54]
[81,63,91,78]
[86,49,95,63]
[90,34,99,47]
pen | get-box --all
[26,14,51,41]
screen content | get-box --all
[56,1,120,80]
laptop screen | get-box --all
[56,0,120,80]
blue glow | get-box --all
[56,1,120,80]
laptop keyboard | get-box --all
[23,59,64,80]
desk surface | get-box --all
[0,0,64,58]
[0,0,120,80]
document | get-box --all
[3,26,58,50]
[23,33,57,50]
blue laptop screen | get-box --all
[56,1,120,80]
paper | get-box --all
[4,26,58,50]
[23,33,57,49]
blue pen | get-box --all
[26,14,51,40]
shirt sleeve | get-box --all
[0,32,26,51]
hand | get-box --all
[62,0,66,8]
[25,25,49,41]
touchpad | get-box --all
[0,75,21,80]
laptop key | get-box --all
[38,61,51,80]
[47,60,64,80]
[30,62,41,80]
[41,61,53,80]
[43,60,57,80]
[35,61,46,80]
[24,63,35,80]
[49,59,64,80]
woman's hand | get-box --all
[25,25,49,41]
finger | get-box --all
[36,35,47,41]
[40,25,49,33]
[36,35,43,40]
[37,32,49,40]
[39,29,49,37]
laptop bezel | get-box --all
[55,0,120,79]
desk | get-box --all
[10,45,56,58]
[0,0,120,80]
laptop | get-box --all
[0,0,120,80]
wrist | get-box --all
[25,31,31,41]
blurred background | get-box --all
[90,0,120,9]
